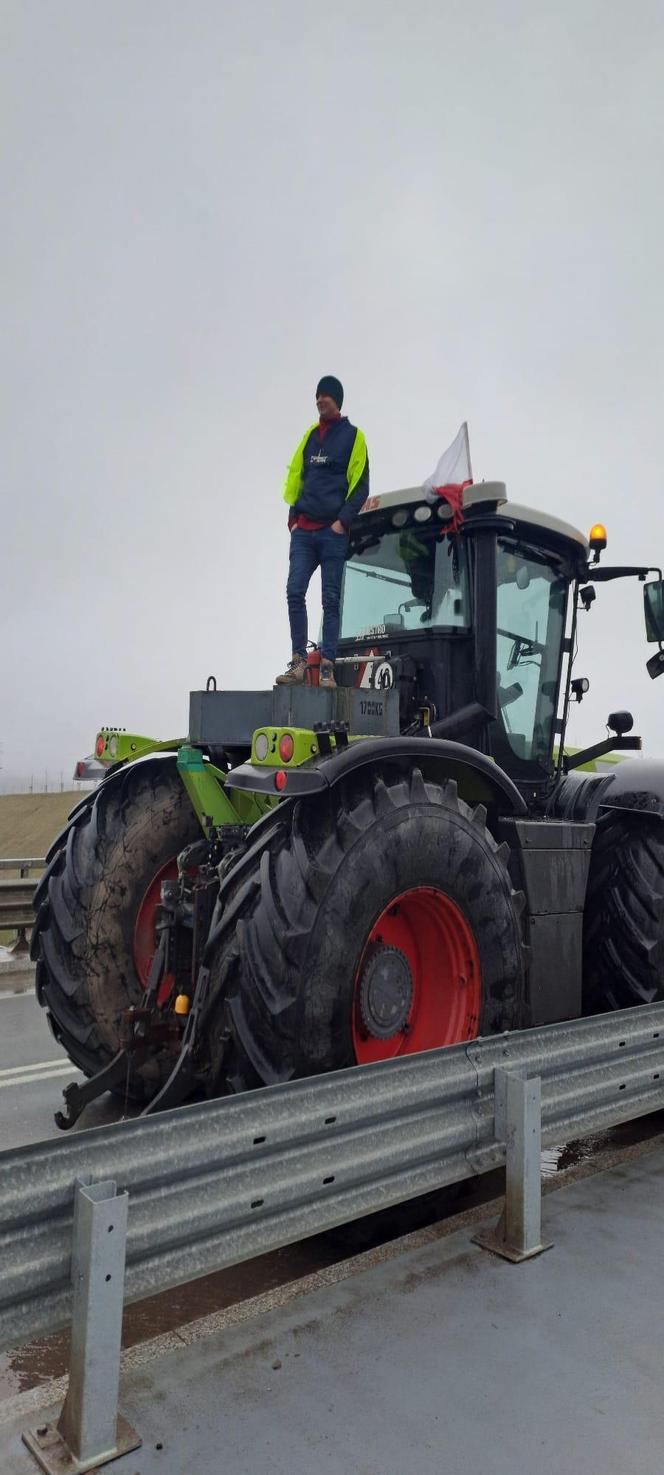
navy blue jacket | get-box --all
[290,418,370,530]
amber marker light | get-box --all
[589,523,607,563]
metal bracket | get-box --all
[140,963,211,1116]
[23,1179,141,1473]
[54,1052,129,1132]
[473,1067,553,1263]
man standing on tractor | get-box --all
[275,376,369,689]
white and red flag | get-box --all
[423,422,473,532]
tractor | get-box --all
[32,480,664,1128]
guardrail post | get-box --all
[9,925,30,956]
[23,1179,141,1474]
[15,864,29,954]
[473,1067,553,1263]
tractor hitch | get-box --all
[54,932,177,1130]
[54,1050,132,1131]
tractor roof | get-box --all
[360,481,589,553]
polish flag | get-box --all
[423,422,473,532]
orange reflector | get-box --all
[278,732,295,762]
[275,770,288,791]
[589,523,607,547]
[174,994,190,1016]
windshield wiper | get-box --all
[346,565,410,590]
[497,627,546,662]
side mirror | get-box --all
[644,579,664,642]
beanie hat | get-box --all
[316,375,344,409]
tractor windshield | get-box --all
[340,526,471,640]
[495,539,568,767]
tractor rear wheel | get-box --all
[203,766,525,1094]
[583,812,664,1010]
[32,760,201,1087]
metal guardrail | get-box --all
[0,860,43,949]
[2,1000,664,1354]
[5,1001,664,1470]
[0,879,38,929]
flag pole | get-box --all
[463,421,473,482]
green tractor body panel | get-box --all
[176,745,274,832]
[94,729,185,765]
[250,725,328,767]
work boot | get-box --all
[319,660,337,689]
[275,654,308,686]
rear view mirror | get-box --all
[644,579,664,642]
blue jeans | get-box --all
[286,526,349,661]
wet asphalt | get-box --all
[0,985,123,1150]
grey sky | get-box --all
[2,0,663,785]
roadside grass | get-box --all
[0,791,84,862]
[0,791,89,953]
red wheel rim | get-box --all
[352,887,481,1064]
[133,857,179,1006]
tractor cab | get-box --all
[339,482,588,794]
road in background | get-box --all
[0,985,126,1149]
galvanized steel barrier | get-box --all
[3,1000,664,1470]
[0,858,43,953]
[3,999,664,1351]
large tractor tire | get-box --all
[583,812,664,1011]
[203,766,526,1094]
[32,760,201,1085]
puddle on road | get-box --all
[3,1110,663,1399]
[0,1237,346,1398]
[541,1110,664,1176]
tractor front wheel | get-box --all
[203,766,526,1093]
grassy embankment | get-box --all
[0,791,86,944]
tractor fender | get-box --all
[41,753,182,867]
[97,750,179,795]
[320,738,528,816]
[229,736,527,818]
[552,760,664,824]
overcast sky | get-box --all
[2,0,663,787]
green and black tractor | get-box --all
[32,481,664,1127]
